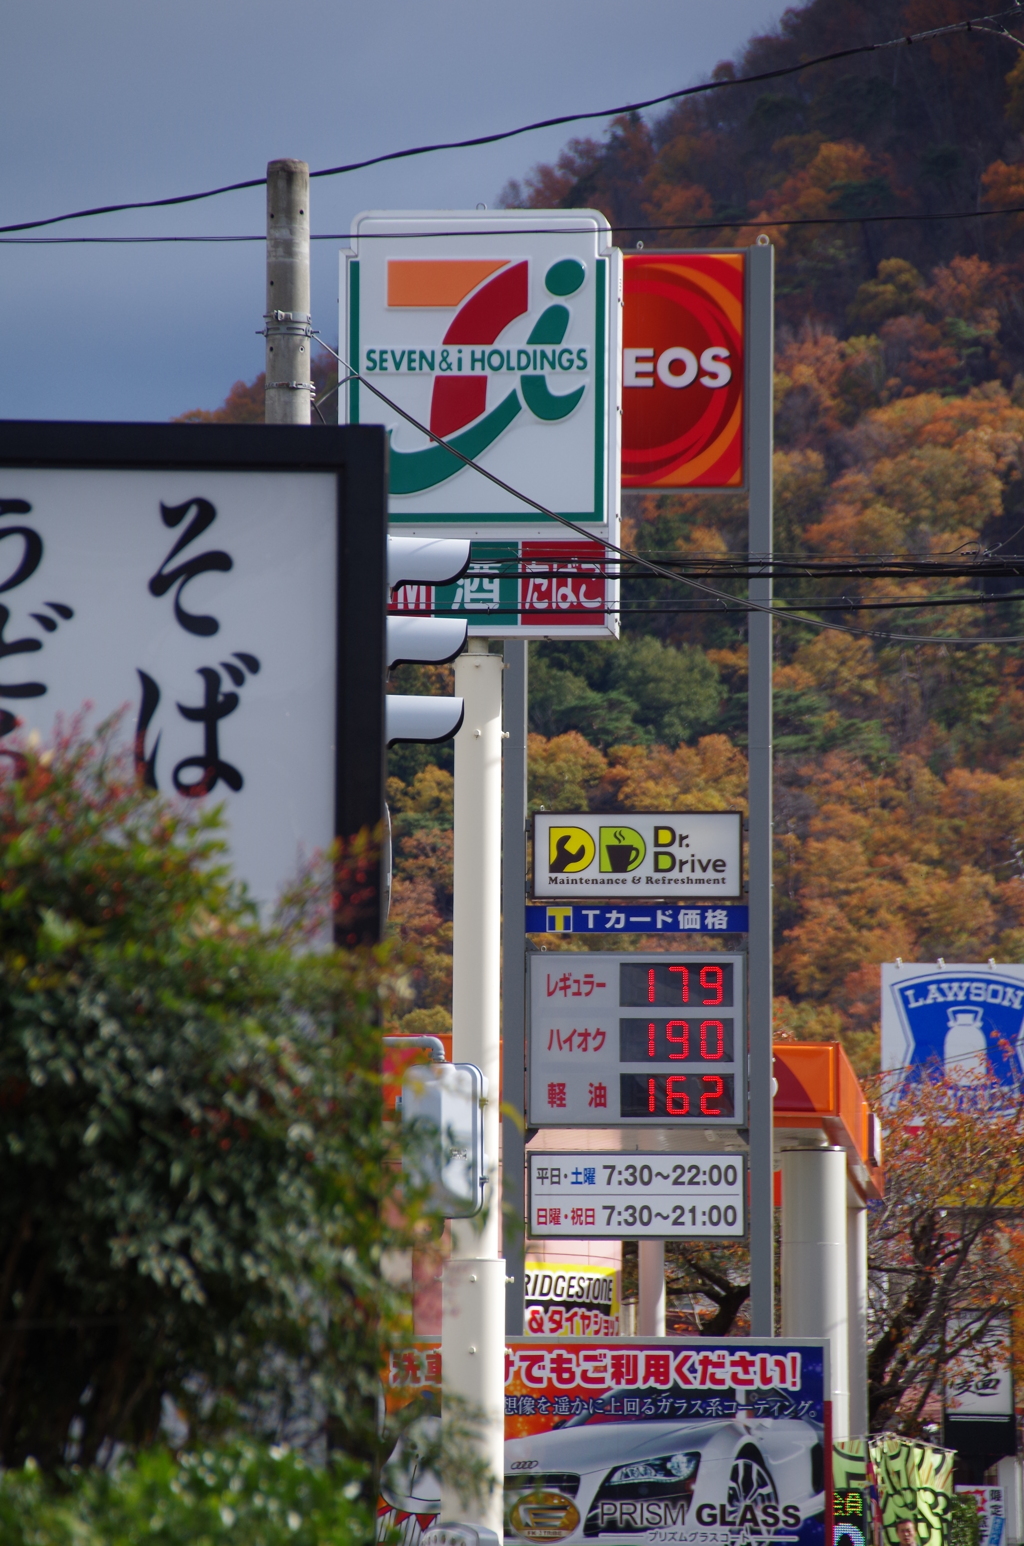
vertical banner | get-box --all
[955,1488,1006,1546]
[868,1437,955,1546]
[621,252,746,492]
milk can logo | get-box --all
[365,256,590,494]
[883,967,1024,1086]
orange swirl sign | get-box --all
[622,252,745,491]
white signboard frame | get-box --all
[0,422,388,934]
[340,209,621,542]
[945,1312,1015,1418]
[533,811,742,900]
[527,950,747,1127]
[528,1150,745,1239]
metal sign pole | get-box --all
[746,240,775,1336]
[502,639,528,1336]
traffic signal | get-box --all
[386,536,471,745]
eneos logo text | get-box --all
[622,252,745,491]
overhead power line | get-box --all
[0,5,1020,237]
[318,347,1024,648]
[398,592,1024,616]
[9,195,1024,246]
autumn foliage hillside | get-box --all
[185,0,1024,1075]
[386,0,1024,1074]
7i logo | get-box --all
[366,256,591,493]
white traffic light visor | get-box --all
[386,695,466,745]
[387,614,468,668]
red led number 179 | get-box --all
[648,964,723,1005]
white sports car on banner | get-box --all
[379,1404,825,1545]
[504,1408,825,1542]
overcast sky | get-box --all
[1,0,780,422]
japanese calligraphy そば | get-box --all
[0,467,339,908]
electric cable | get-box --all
[316,339,1024,647]
[9,197,1024,244]
[1,4,1020,237]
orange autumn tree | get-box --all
[867,1068,1024,1433]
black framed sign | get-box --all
[0,422,388,941]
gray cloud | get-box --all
[0,0,779,421]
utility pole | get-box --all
[443,639,506,1539]
[264,159,312,425]
[746,239,775,1337]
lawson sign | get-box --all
[881,963,1024,1087]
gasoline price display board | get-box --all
[528,1151,746,1239]
[527,952,746,1126]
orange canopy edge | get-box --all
[773,1041,884,1202]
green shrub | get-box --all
[946,1494,981,1546]
[0,1441,369,1546]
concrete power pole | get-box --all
[264,159,312,425]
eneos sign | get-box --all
[341,211,621,541]
[622,251,745,491]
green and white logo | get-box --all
[340,211,621,540]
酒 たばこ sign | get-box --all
[622,251,746,492]
[389,537,618,638]
[341,210,621,541]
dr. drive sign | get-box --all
[340,210,622,540]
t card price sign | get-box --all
[528,1151,745,1239]
[527,952,746,1126]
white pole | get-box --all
[781,1145,849,1439]
[264,159,311,425]
[442,639,505,1538]
[847,1190,869,1436]
[638,1240,666,1336]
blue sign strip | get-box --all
[526,903,749,935]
